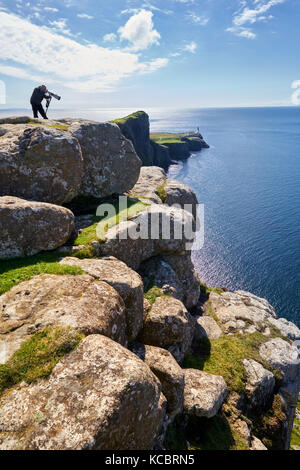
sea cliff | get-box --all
[0,113,299,451]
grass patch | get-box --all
[156,183,167,203]
[144,285,167,306]
[252,394,288,449]
[290,396,300,450]
[0,326,83,394]
[74,198,148,245]
[111,111,146,125]
[72,245,95,259]
[0,252,83,296]
[28,119,69,131]
[150,132,185,145]
[200,281,223,296]
[184,333,282,394]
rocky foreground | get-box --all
[0,113,299,450]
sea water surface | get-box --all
[1,106,299,325]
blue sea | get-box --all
[1,106,299,325]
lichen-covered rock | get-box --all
[243,359,275,411]
[0,196,74,260]
[130,342,184,417]
[0,274,126,363]
[183,369,228,418]
[98,204,195,271]
[259,338,300,385]
[0,124,83,204]
[129,166,166,203]
[0,335,166,450]
[138,296,195,363]
[139,254,200,309]
[59,256,144,341]
[67,120,142,198]
[195,316,222,341]
[165,179,198,219]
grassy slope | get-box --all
[290,397,300,449]
[111,111,146,125]
[150,132,186,144]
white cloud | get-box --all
[182,41,197,53]
[187,12,209,26]
[291,80,300,105]
[118,9,160,51]
[0,12,168,93]
[44,7,59,13]
[228,0,287,39]
[103,33,117,42]
[77,13,94,20]
[48,18,72,36]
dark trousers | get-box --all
[31,102,48,119]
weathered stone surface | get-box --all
[129,166,166,204]
[243,359,275,410]
[140,254,200,309]
[0,335,166,450]
[59,256,144,341]
[259,338,300,384]
[138,296,195,363]
[165,179,198,219]
[0,124,83,204]
[0,274,126,363]
[130,342,184,417]
[98,204,195,271]
[195,316,222,341]
[0,116,31,125]
[268,316,300,341]
[67,120,142,198]
[183,369,228,418]
[0,196,74,260]
[250,436,268,450]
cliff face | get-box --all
[0,115,299,451]
[114,111,209,169]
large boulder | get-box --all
[243,359,275,411]
[0,196,74,260]
[130,342,184,417]
[0,335,166,450]
[129,166,166,204]
[183,369,228,418]
[194,316,222,341]
[67,120,142,198]
[165,179,198,218]
[138,296,195,363]
[98,204,195,271]
[139,254,200,309]
[0,274,126,363]
[0,124,83,204]
[59,256,144,341]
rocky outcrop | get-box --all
[243,359,275,411]
[183,369,228,418]
[129,166,166,204]
[138,296,195,363]
[0,335,166,450]
[0,274,127,363]
[0,196,74,260]
[67,120,142,199]
[0,124,83,205]
[59,256,144,341]
[130,342,184,417]
[114,111,153,166]
[194,316,222,341]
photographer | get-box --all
[30,85,50,119]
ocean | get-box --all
[0,106,299,325]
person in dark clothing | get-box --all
[30,85,49,119]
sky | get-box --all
[0,0,299,109]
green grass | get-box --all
[28,119,69,131]
[111,111,146,125]
[0,252,83,296]
[150,132,185,144]
[184,333,282,394]
[0,326,83,394]
[144,285,170,306]
[290,397,300,449]
[200,281,223,296]
[156,183,167,203]
[74,198,148,245]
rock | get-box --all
[243,359,275,411]
[129,166,166,204]
[140,254,200,309]
[165,179,198,220]
[195,316,222,341]
[0,274,127,363]
[268,316,300,341]
[0,116,31,125]
[259,338,300,384]
[98,204,195,271]
[138,296,195,364]
[250,436,268,450]
[150,140,171,169]
[163,141,190,160]
[0,335,166,450]
[0,197,74,260]
[130,342,184,417]
[0,124,83,204]
[183,369,228,418]
[114,111,153,166]
[67,120,142,198]
[181,135,210,151]
[59,256,144,341]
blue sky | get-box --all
[0,0,299,108]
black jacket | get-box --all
[30,87,47,105]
